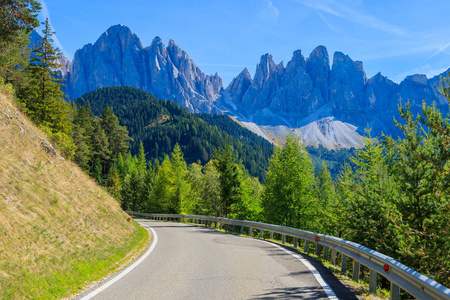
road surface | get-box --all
[77,219,358,299]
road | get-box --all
[78,219,358,299]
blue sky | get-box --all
[37,0,450,86]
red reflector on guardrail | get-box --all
[383,264,389,272]
[315,236,319,241]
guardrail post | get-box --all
[352,261,360,282]
[225,224,229,231]
[341,254,347,275]
[331,249,337,265]
[241,226,244,234]
[249,227,253,237]
[294,237,298,248]
[282,234,286,244]
[220,222,223,230]
[316,244,321,256]
[323,247,328,261]
[390,282,400,300]
[196,219,199,224]
[304,240,309,252]
[270,232,273,240]
[260,229,263,239]
[369,269,377,294]
[232,225,236,233]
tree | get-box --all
[213,144,241,217]
[336,134,403,258]
[101,106,130,172]
[17,18,75,159]
[0,0,41,83]
[19,19,70,132]
[383,75,450,285]
[262,134,316,230]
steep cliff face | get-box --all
[57,25,449,149]
[64,25,222,113]
[217,45,449,148]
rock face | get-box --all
[59,26,450,148]
[217,45,450,147]
[64,25,222,113]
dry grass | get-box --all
[0,91,148,299]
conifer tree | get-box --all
[213,144,241,217]
[262,134,316,230]
[19,18,70,133]
[0,0,41,83]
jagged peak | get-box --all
[151,36,163,45]
[168,39,178,47]
[103,24,133,37]
[310,45,328,57]
[404,74,428,85]
[237,68,252,80]
[333,51,352,64]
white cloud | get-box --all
[422,42,450,64]
[295,0,407,36]
[261,0,280,22]
[38,0,67,57]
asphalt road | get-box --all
[78,219,358,299]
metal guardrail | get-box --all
[127,211,450,300]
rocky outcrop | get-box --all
[54,25,449,148]
[217,45,450,147]
[64,25,222,113]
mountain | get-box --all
[216,48,450,148]
[64,24,222,113]
[74,86,273,182]
[60,25,450,149]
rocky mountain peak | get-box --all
[96,24,142,51]
[309,45,328,60]
[405,74,428,85]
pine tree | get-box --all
[262,134,316,230]
[17,18,75,159]
[0,0,41,83]
[213,144,241,217]
[19,19,70,133]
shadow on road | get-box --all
[250,285,326,299]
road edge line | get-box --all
[259,240,338,300]
[80,226,158,300]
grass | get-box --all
[0,90,150,299]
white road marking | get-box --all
[260,240,338,300]
[80,226,158,300]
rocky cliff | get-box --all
[57,25,449,148]
[217,46,449,148]
[64,25,222,113]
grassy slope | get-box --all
[0,89,148,299]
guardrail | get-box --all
[127,211,450,300]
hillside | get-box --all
[0,87,148,299]
[75,86,274,182]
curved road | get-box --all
[78,220,358,299]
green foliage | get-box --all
[0,0,40,84]
[262,134,317,230]
[336,133,404,257]
[213,144,242,217]
[75,86,273,181]
[306,145,356,178]
[18,19,71,134]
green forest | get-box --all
[1,0,449,289]
[74,86,274,182]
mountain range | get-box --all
[44,24,450,149]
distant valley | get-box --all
[35,25,450,149]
